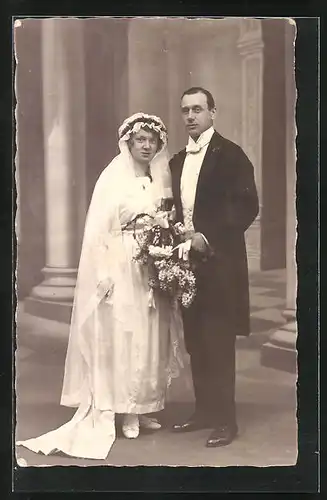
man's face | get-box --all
[181,92,215,140]
[129,129,159,164]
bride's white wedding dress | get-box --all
[17,142,183,460]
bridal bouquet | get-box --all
[129,214,196,308]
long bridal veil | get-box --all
[17,114,184,460]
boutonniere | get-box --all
[212,146,221,154]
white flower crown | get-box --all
[118,113,168,144]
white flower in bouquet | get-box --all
[148,245,173,259]
[154,260,166,270]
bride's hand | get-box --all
[157,201,176,223]
[153,210,170,228]
[97,277,114,298]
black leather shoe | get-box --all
[172,416,211,433]
[206,424,238,447]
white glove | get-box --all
[173,239,192,261]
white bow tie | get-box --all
[186,139,211,154]
[186,142,202,154]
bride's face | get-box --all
[128,129,159,164]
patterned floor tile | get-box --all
[249,305,263,313]
[15,346,34,361]
[249,295,285,309]
[259,289,286,298]
[250,317,283,334]
[251,307,285,322]
[249,286,273,295]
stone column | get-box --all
[165,19,191,156]
[237,19,264,271]
[25,18,87,324]
[261,20,297,373]
[127,18,169,124]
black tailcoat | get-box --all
[169,131,259,425]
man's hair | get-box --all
[181,87,216,110]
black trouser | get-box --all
[182,280,237,428]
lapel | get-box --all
[171,149,186,221]
[171,131,224,223]
[193,131,223,215]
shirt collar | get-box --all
[186,126,215,152]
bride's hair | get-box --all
[118,113,168,152]
[127,125,163,152]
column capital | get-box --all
[237,18,264,56]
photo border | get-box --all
[4,5,320,494]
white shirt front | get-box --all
[180,126,215,232]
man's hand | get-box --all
[174,239,192,260]
[191,232,208,253]
[174,233,210,260]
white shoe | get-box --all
[139,415,162,430]
[122,414,139,439]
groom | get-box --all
[169,87,259,447]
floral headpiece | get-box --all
[118,113,168,144]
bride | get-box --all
[17,113,183,460]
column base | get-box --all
[24,267,76,324]
[260,320,297,373]
[16,302,70,353]
[24,297,73,324]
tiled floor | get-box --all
[15,268,297,468]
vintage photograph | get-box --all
[14,16,297,467]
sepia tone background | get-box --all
[15,17,297,467]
